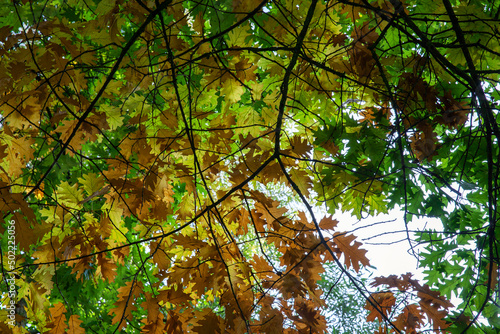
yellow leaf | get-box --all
[227,26,248,47]
[56,182,83,209]
[95,0,116,15]
[177,192,195,220]
[261,105,277,125]
[32,266,55,292]
[123,94,147,114]
[288,168,312,197]
[100,105,124,130]
[345,126,362,133]
[102,201,124,225]
[103,203,127,244]
[221,79,244,103]
[0,130,35,178]
[235,106,261,136]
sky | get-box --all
[336,208,427,277]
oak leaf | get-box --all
[67,315,85,334]
[141,312,166,334]
[191,311,223,334]
[289,136,312,157]
[365,292,396,322]
[108,282,141,329]
[221,79,244,104]
[1,212,40,251]
[56,181,83,209]
[393,304,424,334]
[278,274,307,299]
[47,303,67,334]
[78,173,105,197]
[332,232,369,272]
[259,308,284,334]
[227,26,249,47]
[371,274,412,292]
[157,286,193,306]
[318,215,338,230]
[150,241,171,270]
[96,253,117,282]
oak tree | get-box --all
[0,0,499,333]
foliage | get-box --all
[319,263,380,334]
[0,0,499,333]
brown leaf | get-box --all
[365,292,396,322]
[157,286,193,306]
[190,311,223,334]
[67,314,85,334]
[150,241,171,270]
[277,274,307,300]
[96,253,117,282]
[108,282,141,329]
[371,274,412,292]
[141,312,166,334]
[418,300,450,331]
[259,308,284,334]
[288,136,312,157]
[318,215,338,230]
[393,304,424,334]
[332,232,370,272]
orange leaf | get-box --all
[108,282,141,329]
[393,304,424,334]
[318,215,338,230]
[67,315,85,334]
[47,303,67,334]
[365,292,396,322]
[414,283,452,331]
[277,274,307,299]
[485,262,499,290]
[141,293,160,324]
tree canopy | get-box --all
[0,0,499,333]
